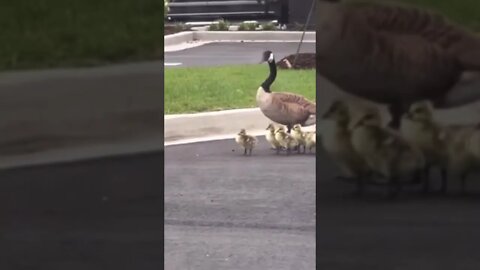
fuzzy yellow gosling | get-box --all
[442,125,480,193]
[235,129,257,156]
[291,124,307,153]
[304,131,316,153]
[321,99,370,194]
[274,126,299,155]
[401,101,448,193]
[350,106,426,198]
[266,123,282,152]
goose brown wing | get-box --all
[272,92,316,114]
[352,3,480,70]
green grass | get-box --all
[164,65,315,114]
[0,0,163,71]
[348,0,480,31]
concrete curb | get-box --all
[164,31,315,50]
[0,137,163,170]
[164,108,316,146]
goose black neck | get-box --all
[261,60,276,93]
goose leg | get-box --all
[244,148,247,155]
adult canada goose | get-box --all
[316,0,480,129]
[258,50,316,133]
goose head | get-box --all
[261,50,275,64]
[238,129,247,136]
[404,101,434,122]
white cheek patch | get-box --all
[268,53,274,63]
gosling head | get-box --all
[261,50,275,63]
[405,101,434,122]
[349,107,382,130]
[292,124,303,132]
[275,126,286,134]
[266,123,276,132]
[322,99,350,124]
[238,129,247,136]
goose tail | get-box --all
[303,114,317,126]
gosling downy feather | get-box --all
[350,105,425,190]
[235,129,257,156]
[320,99,370,180]
[316,0,480,129]
[257,50,316,133]
[400,100,448,192]
[266,123,282,152]
[441,124,480,193]
[304,131,317,153]
[274,126,299,155]
[291,124,307,153]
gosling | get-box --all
[266,123,282,153]
[291,124,307,153]
[400,101,448,193]
[274,126,299,156]
[321,99,370,194]
[304,131,316,154]
[350,106,426,198]
[442,124,480,194]
[235,129,257,156]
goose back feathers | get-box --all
[316,0,480,109]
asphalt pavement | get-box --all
[316,146,480,270]
[165,137,316,270]
[0,151,163,270]
[165,42,315,67]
